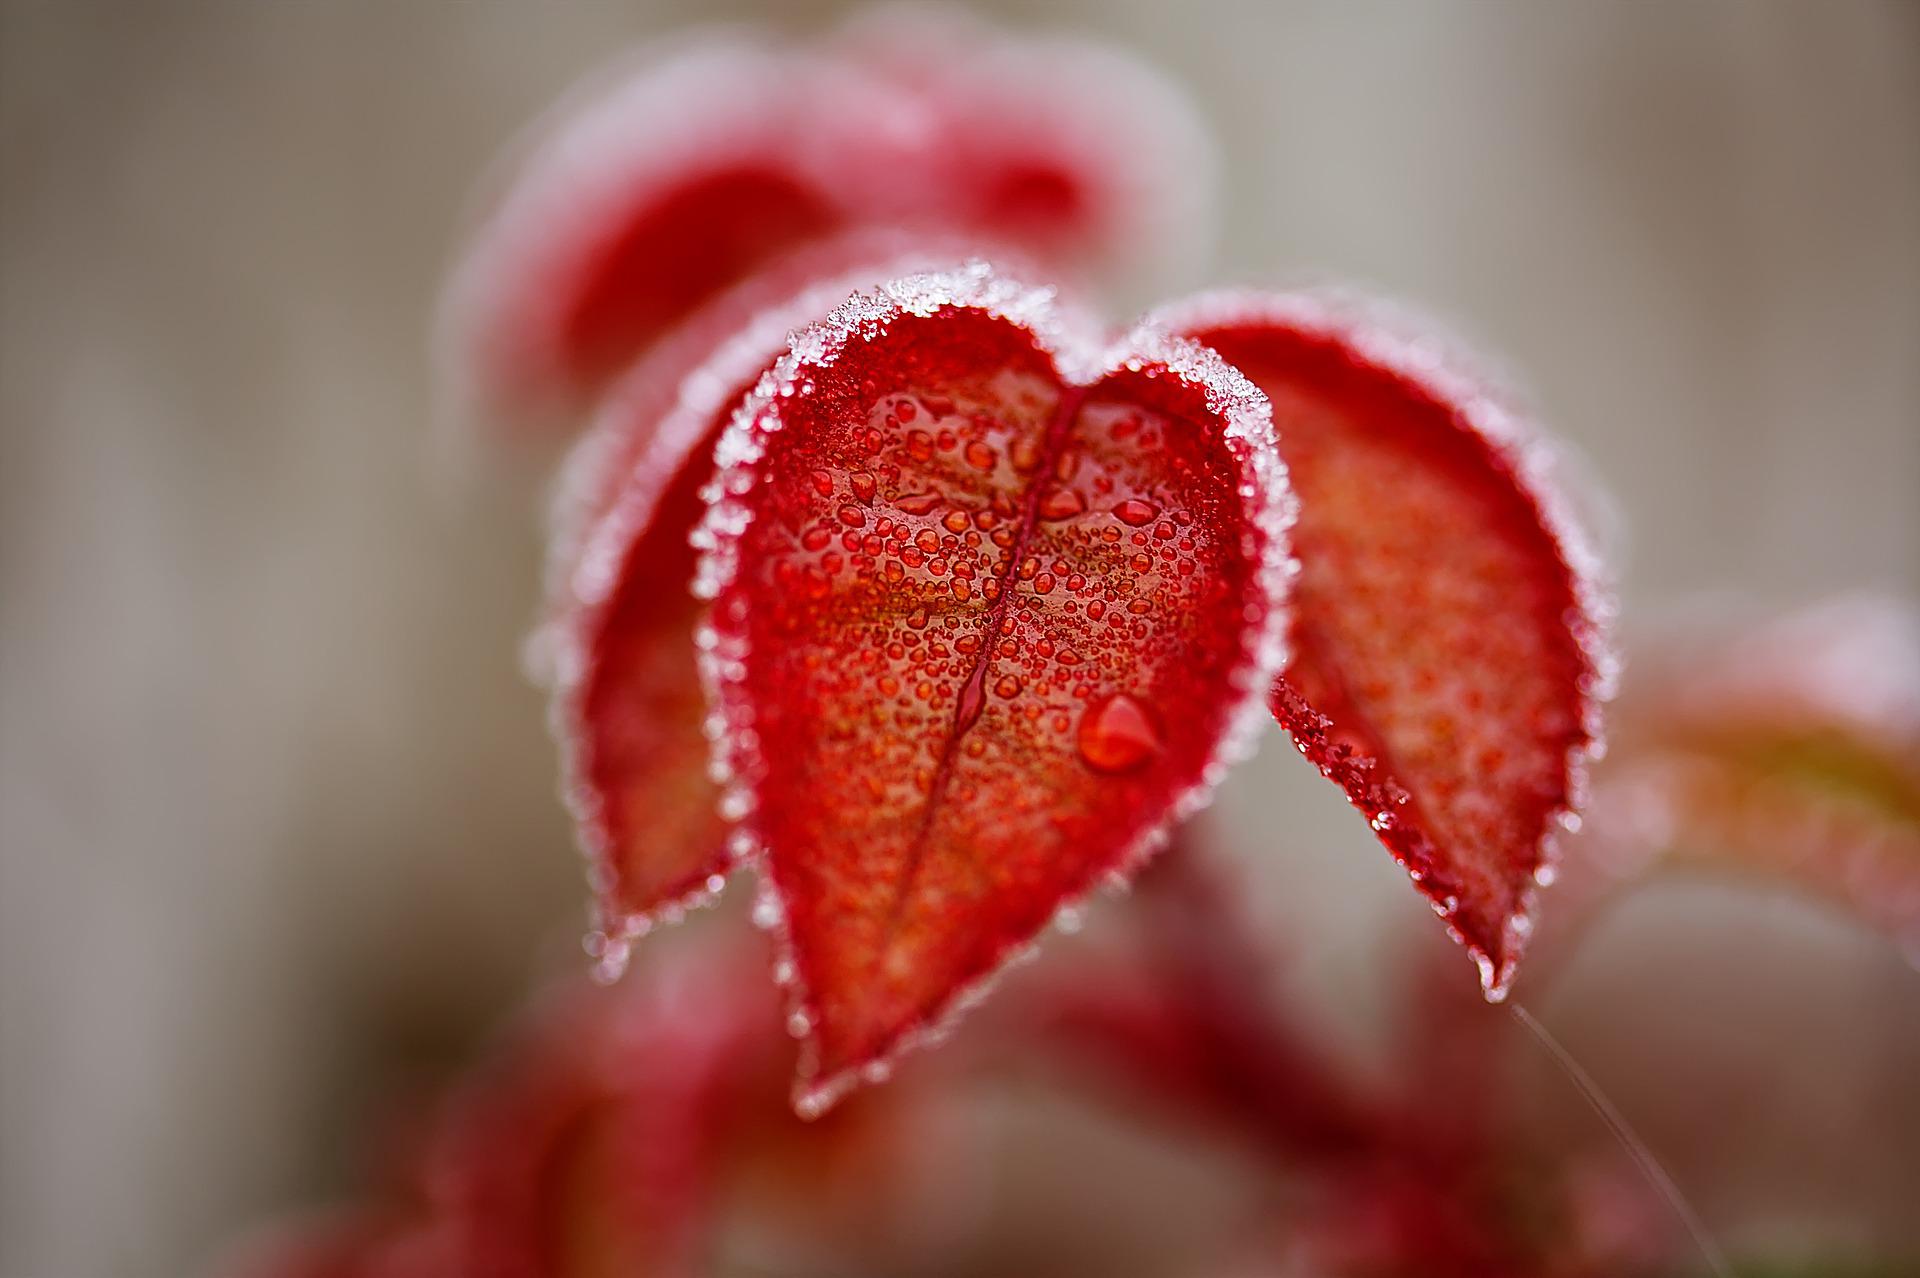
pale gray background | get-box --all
[3,2,1917,1275]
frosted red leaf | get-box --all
[545,237,994,972]
[437,15,1216,447]
[435,36,893,440]
[1158,290,1613,999]
[1585,595,1920,961]
[696,263,1291,1111]
[826,5,1216,292]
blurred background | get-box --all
[2,2,1916,1274]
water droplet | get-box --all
[896,490,942,516]
[964,441,998,471]
[1039,487,1086,520]
[1113,498,1159,527]
[1076,693,1160,774]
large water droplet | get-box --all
[1113,498,1159,527]
[1039,487,1086,520]
[1076,693,1160,774]
[896,490,942,516]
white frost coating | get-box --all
[1147,286,1621,1002]
[545,243,993,975]
[543,231,1007,636]
[692,261,1295,1115]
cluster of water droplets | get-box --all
[672,266,1301,1111]
[1147,287,1622,1000]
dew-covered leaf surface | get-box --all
[1160,291,1612,999]
[545,239,989,969]
[698,265,1290,1110]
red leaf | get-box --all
[696,264,1291,1111]
[546,238,992,971]
[221,941,956,1278]
[1583,595,1920,960]
[827,7,1215,291]
[1159,291,1613,999]
[435,37,884,439]
[436,16,1214,446]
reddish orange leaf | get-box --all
[1584,595,1920,960]
[696,264,1291,1110]
[545,238,991,972]
[1160,291,1613,999]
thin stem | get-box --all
[1511,1003,1732,1278]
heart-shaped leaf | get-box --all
[545,237,992,973]
[1159,291,1614,999]
[695,264,1291,1111]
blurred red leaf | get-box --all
[697,264,1291,1110]
[826,5,1214,288]
[436,12,1213,444]
[1161,291,1613,999]
[224,941,948,1278]
[1583,595,1920,960]
[436,37,863,438]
